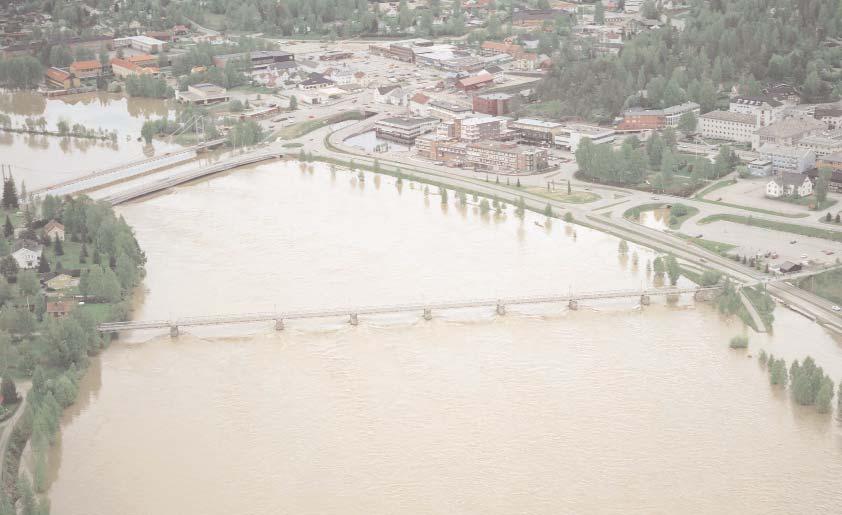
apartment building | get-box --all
[699,110,758,144]
[436,116,510,142]
[796,130,842,157]
[728,96,783,127]
[509,118,564,144]
[472,93,512,116]
[427,100,472,120]
[618,102,700,130]
[374,116,439,144]
[757,117,826,148]
[465,141,549,173]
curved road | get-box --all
[0,384,29,484]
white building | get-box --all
[796,130,842,158]
[373,85,406,106]
[624,0,643,13]
[766,173,813,199]
[757,143,816,174]
[729,96,784,127]
[409,92,431,116]
[553,124,615,152]
[115,35,167,54]
[699,110,758,144]
[757,117,826,148]
[175,83,230,105]
[12,245,42,269]
[747,159,773,177]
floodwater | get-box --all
[0,91,182,190]
[638,206,672,231]
[46,162,842,514]
[344,129,410,153]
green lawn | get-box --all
[522,186,600,204]
[796,269,842,306]
[694,179,737,199]
[675,232,737,254]
[276,111,365,140]
[624,202,699,230]
[698,214,842,243]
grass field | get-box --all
[698,214,842,243]
[675,232,737,254]
[276,111,365,140]
[796,268,842,306]
[694,179,737,199]
[624,202,699,230]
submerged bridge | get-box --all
[98,286,721,336]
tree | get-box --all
[3,216,12,238]
[289,95,298,110]
[618,239,629,254]
[678,111,697,134]
[815,168,831,205]
[0,256,18,279]
[37,254,50,273]
[665,254,680,286]
[544,203,554,217]
[1,176,18,209]
[816,377,834,414]
[0,376,18,405]
[594,1,605,24]
[53,234,64,256]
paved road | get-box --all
[0,384,29,483]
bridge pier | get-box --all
[275,318,285,331]
[169,325,179,338]
[496,301,506,316]
[349,313,359,326]
[423,308,432,321]
[640,294,651,306]
[568,300,579,311]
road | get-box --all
[0,384,29,484]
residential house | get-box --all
[43,220,65,241]
[766,173,813,199]
[12,242,42,269]
[299,74,334,90]
[409,92,431,116]
[46,300,74,319]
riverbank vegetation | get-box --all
[0,194,145,508]
[729,335,748,349]
[795,268,842,306]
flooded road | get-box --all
[0,91,181,190]
[46,162,842,514]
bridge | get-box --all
[101,150,283,205]
[98,286,721,336]
[31,138,228,199]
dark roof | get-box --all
[483,65,503,74]
[730,95,782,108]
[779,261,802,273]
[300,74,333,86]
[377,84,401,95]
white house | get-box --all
[12,245,42,269]
[374,85,406,106]
[409,92,431,116]
[766,173,813,199]
[44,220,65,241]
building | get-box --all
[117,35,167,54]
[766,173,813,199]
[817,152,842,173]
[480,41,524,58]
[44,220,65,241]
[438,116,509,142]
[511,9,570,27]
[778,261,803,273]
[473,93,512,116]
[553,124,615,152]
[374,116,439,144]
[796,131,842,158]
[69,60,102,79]
[757,144,816,174]
[46,301,74,319]
[126,53,160,68]
[427,100,472,120]
[455,74,495,92]
[465,141,549,173]
[618,102,700,130]
[212,50,295,70]
[699,110,758,144]
[409,92,431,116]
[175,83,230,105]
[12,243,42,269]
[44,67,79,89]
[814,106,842,129]
[373,85,406,105]
[807,166,842,193]
[624,0,643,12]
[747,159,773,177]
[757,117,826,148]
[299,74,334,90]
[509,118,564,144]
[728,96,783,127]
[763,83,800,104]
[479,65,504,82]
[110,58,159,78]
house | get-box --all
[766,173,813,199]
[763,83,800,104]
[126,53,159,68]
[12,243,42,269]
[44,220,65,241]
[409,92,431,116]
[373,85,406,105]
[778,261,802,274]
[110,58,159,79]
[45,273,79,291]
[747,159,773,177]
[46,300,74,319]
[479,65,504,82]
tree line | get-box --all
[758,352,837,415]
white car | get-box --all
[833,305,841,312]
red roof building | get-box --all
[456,74,495,91]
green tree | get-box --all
[815,168,831,205]
[53,234,64,256]
[665,254,680,286]
[289,95,298,110]
[0,376,18,405]
[816,377,834,414]
[3,215,13,238]
[678,110,697,134]
[594,1,605,24]
[1,176,19,209]
[544,203,554,217]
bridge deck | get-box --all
[98,286,719,332]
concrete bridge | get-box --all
[102,150,283,205]
[98,286,721,336]
[31,138,228,199]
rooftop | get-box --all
[700,110,757,124]
[759,117,826,138]
[758,143,814,159]
[379,116,439,128]
[429,100,471,112]
[511,118,563,129]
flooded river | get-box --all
[46,162,842,514]
[0,91,181,190]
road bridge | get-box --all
[98,286,721,336]
[102,150,283,205]
[31,138,228,198]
